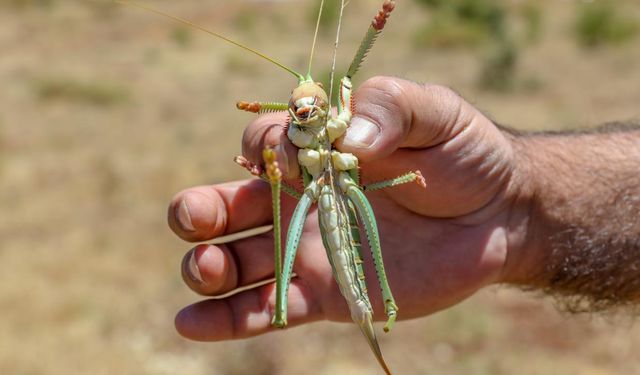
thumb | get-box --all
[336,76,480,163]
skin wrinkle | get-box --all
[435,119,510,215]
[223,242,243,292]
[410,84,465,149]
[215,246,235,294]
[446,115,484,162]
[215,186,232,236]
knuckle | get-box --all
[423,84,462,107]
[422,84,465,127]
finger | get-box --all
[168,179,273,242]
[241,112,300,179]
[181,244,238,296]
[336,76,490,163]
[175,279,321,341]
[181,233,277,296]
[360,147,511,218]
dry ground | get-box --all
[1,1,640,374]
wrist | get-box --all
[499,127,640,293]
[497,132,544,286]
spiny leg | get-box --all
[363,171,426,192]
[342,174,398,332]
[262,150,313,328]
[328,1,397,142]
[237,101,289,114]
[242,150,309,328]
[262,148,284,327]
[273,186,315,328]
[346,0,396,80]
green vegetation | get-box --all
[478,40,517,91]
[307,0,342,34]
[521,1,542,44]
[34,76,130,106]
[233,8,258,34]
[171,26,192,49]
[413,0,547,92]
[414,14,487,48]
[1,0,55,10]
[413,0,507,48]
[575,2,638,48]
[414,0,523,91]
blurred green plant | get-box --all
[478,41,517,91]
[414,14,487,48]
[224,51,259,76]
[1,0,55,10]
[34,76,130,106]
[85,0,119,19]
[521,1,542,44]
[575,2,638,48]
[307,0,341,34]
[413,0,546,92]
[413,0,507,48]
[171,26,192,49]
[233,8,258,34]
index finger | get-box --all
[168,179,273,242]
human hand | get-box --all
[168,76,531,341]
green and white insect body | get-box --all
[267,71,401,372]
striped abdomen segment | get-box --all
[317,185,372,324]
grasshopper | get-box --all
[119,1,425,373]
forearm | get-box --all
[505,123,640,311]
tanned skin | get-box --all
[509,126,640,312]
[167,76,640,341]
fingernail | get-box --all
[182,248,205,285]
[275,143,290,177]
[343,117,380,148]
[176,198,196,232]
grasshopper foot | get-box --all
[234,155,263,176]
[383,300,399,333]
[271,315,288,329]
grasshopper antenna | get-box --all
[116,1,305,82]
[307,0,326,79]
[328,0,347,111]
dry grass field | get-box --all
[1,1,640,374]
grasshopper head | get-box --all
[289,81,328,126]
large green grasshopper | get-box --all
[120,1,425,373]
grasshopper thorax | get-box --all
[289,81,328,126]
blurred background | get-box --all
[1,0,640,374]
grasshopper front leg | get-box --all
[263,149,320,328]
[262,149,285,327]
